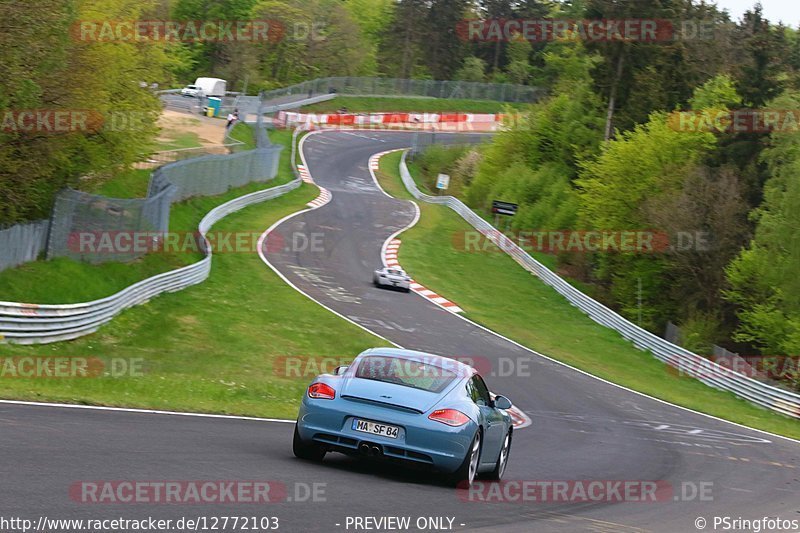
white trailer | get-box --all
[193,77,227,97]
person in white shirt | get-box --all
[226,111,238,129]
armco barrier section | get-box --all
[0,180,301,344]
[398,151,800,419]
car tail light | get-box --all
[308,382,336,400]
[428,409,470,426]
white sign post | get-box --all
[436,174,450,191]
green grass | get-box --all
[0,131,294,304]
[269,129,297,176]
[153,131,203,151]
[229,122,257,150]
[87,168,152,199]
[377,150,800,439]
[0,131,386,419]
[301,96,527,114]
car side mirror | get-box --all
[333,365,349,376]
[493,395,512,410]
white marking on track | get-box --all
[0,400,295,423]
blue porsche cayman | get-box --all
[293,348,515,487]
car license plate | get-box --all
[352,419,400,439]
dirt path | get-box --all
[157,109,228,147]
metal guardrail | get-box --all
[398,152,800,419]
[259,77,546,104]
[0,128,304,345]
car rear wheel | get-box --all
[450,431,481,488]
[485,430,512,480]
[292,426,326,461]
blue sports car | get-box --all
[293,348,515,487]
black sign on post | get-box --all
[491,200,518,216]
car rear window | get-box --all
[387,269,403,276]
[355,356,456,393]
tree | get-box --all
[378,0,429,78]
[342,0,394,74]
[0,0,172,224]
[424,0,470,79]
[725,90,800,354]
[733,5,785,108]
[454,57,486,82]
[250,0,371,86]
[172,0,259,84]
[465,39,603,234]
[505,37,533,84]
[689,74,741,110]
[576,113,717,328]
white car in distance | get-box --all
[373,267,411,292]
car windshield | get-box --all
[387,269,403,276]
[355,356,456,393]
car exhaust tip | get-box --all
[359,443,370,455]
[371,445,382,456]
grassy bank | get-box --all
[376,150,800,439]
[301,96,526,114]
[228,122,256,150]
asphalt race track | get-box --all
[1,130,798,533]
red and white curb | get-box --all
[298,164,332,209]
[507,406,532,429]
[384,238,464,314]
[368,156,381,172]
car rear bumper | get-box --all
[296,400,474,473]
[375,277,410,290]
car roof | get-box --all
[356,347,476,375]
